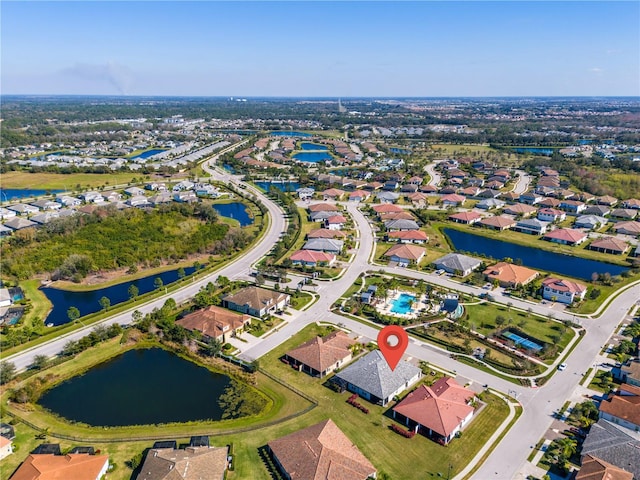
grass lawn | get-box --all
[430,144,495,155]
[0,172,141,191]
[247,317,284,337]
[587,369,614,393]
[278,206,314,263]
[568,274,640,314]
[289,291,314,310]
[17,279,52,330]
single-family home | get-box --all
[289,250,336,267]
[448,211,483,225]
[622,198,640,210]
[583,205,611,217]
[380,212,416,223]
[322,188,345,201]
[432,253,482,277]
[406,192,428,206]
[124,186,146,197]
[308,203,339,213]
[501,192,521,203]
[309,210,336,222]
[333,350,422,406]
[559,200,587,214]
[10,452,110,480]
[307,228,346,239]
[30,200,61,211]
[103,191,122,203]
[588,237,629,255]
[392,377,476,445]
[324,214,347,230]
[127,195,151,207]
[79,191,104,203]
[581,419,640,479]
[195,184,220,197]
[574,215,608,230]
[485,180,504,190]
[538,197,561,208]
[476,198,505,210]
[31,212,60,225]
[0,436,12,461]
[598,383,640,433]
[576,455,633,480]
[384,244,426,265]
[618,361,640,387]
[284,331,355,377]
[137,445,228,480]
[296,187,315,200]
[612,221,640,236]
[148,193,173,206]
[537,208,566,223]
[0,225,12,237]
[483,262,539,287]
[542,278,587,304]
[420,185,439,194]
[441,194,466,207]
[172,180,195,192]
[0,208,16,220]
[611,209,638,220]
[597,195,618,207]
[3,217,37,231]
[478,216,516,231]
[268,419,376,480]
[303,238,344,254]
[400,184,419,193]
[383,180,399,191]
[176,305,251,343]
[222,287,290,318]
[349,190,370,202]
[387,230,429,244]
[384,219,420,232]
[504,203,537,217]
[460,186,482,197]
[372,204,404,215]
[55,195,82,207]
[519,192,543,205]
[543,228,587,246]
[513,218,548,235]
[376,191,400,203]
[173,191,197,203]
[476,189,502,199]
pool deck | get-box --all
[376,291,431,319]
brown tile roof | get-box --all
[384,244,426,261]
[177,306,250,340]
[372,204,404,214]
[406,192,428,202]
[388,230,429,241]
[504,203,537,215]
[479,215,516,229]
[223,287,289,312]
[308,203,339,213]
[326,215,347,224]
[290,250,336,264]
[379,211,415,221]
[613,221,640,235]
[599,386,640,427]
[11,454,109,480]
[577,455,634,480]
[307,228,346,239]
[286,331,355,373]
[542,278,586,294]
[543,228,587,244]
[483,262,539,286]
[268,419,376,480]
[322,188,346,197]
[539,197,561,207]
[449,211,482,222]
[588,237,629,253]
[137,446,228,480]
[392,377,475,438]
[441,193,466,204]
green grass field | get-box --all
[0,172,142,191]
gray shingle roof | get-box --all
[334,350,421,401]
[581,419,640,479]
[433,253,482,273]
[303,238,344,253]
[384,219,420,231]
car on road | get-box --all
[558,363,567,371]
[435,269,445,275]
[483,283,492,290]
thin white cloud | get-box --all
[60,61,134,95]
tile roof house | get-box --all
[392,377,476,445]
[611,209,638,220]
[384,244,426,265]
[0,436,12,461]
[503,203,538,217]
[176,305,251,343]
[581,419,640,479]
[618,361,640,387]
[598,384,640,432]
[588,237,630,255]
[308,203,339,213]
[441,194,466,207]
[432,253,483,277]
[597,195,619,207]
[289,250,336,267]
[333,350,422,406]
[387,230,429,244]
[284,331,356,378]
[483,262,539,287]
[384,219,420,232]
[379,211,415,222]
[537,208,566,223]
[543,228,588,246]
[542,278,587,304]
[612,221,640,236]
[322,188,345,200]
[348,190,370,202]
[575,215,608,230]
[136,445,228,480]
[303,238,344,254]
[372,204,404,215]
[449,211,483,225]
[538,197,562,208]
[622,198,640,209]
[307,228,346,239]
[576,455,633,480]
[324,214,347,230]
[11,453,109,480]
[222,287,290,318]
[583,205,611,217]
[478,215,516,231]
[268,419,376,480]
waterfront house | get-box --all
[612,221,640,236]
[432,253,482,277]
[284,331,355,378]
[30,199,61,211]
[543,228,587,246]
[449,211,483,225]
[392,377,476,445]
[513,218,548,235]
[483,262,539,287]
[268,419,376,480]
[384,244,426,265]
[173,191,197,203]
[11,452,109,480]
[587,237,630,255]
[296,187,315,200]
[478,215,516,231]
[289,250,336,267]
[333,350,422,406]
[176,305,251,343]
[542,278,587,304]
[222,287,290,318]
[137,445,228,480]
[385,219,420,232]
[387,230,429,244]
[574,215,608,230]
[537,208,566,223]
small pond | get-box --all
[1,189,63,201]
[254,181,300,192]
[38,348,232,426]
[292,151,332,163]
[443,228,628,281]
[299,142,328,151]
[213,202,253,226]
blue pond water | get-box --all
[512,147,555,156]
[38,348,232,426]
[1,189,63,201]
[293,151,332,163]
[212,202,253,226]
[443,228,628,281]
[300,142,328,151]
[269,131,312,137]
[390,293,416,314]
[390,148,411,154]
[41,267,197,326]
[130,148,167,159]
[503,331,542,351]
[254,181,300,192]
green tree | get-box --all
[201,337,223,357]
[67,306,80,322]
[31,355,49,370]
[132,310,143,323]
[177,267,186,279]
[217,381,267,419]
[128,284,139,300]
[0,361,17,384]
[154,277,164,290]
[99,296,111,311]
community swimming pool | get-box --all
[502,331,543,351]
[390,293,416,315]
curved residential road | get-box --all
[4,154,287,372]
[425,161,442,187]
[511,169,532,195]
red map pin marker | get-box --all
[377,325,409,371]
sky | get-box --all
[1,1,639,97]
